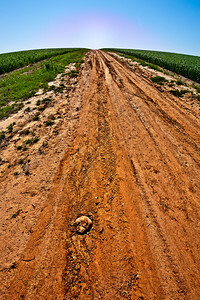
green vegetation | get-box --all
[24,137,39,145]
[151,76,168,84]
[0,48,82,75]
[33,115,39,121]
[104,49,200,83]
[194,85,200,93]
[170,89,188,97]
[176,80,184,85]
[45,119,54,126]
[69,70,79,78]
[0,48,87,119]
[7,122,15,133]
[0,131,5,142]
[23,129,30,135]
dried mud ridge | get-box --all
[1,50,200,299]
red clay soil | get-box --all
[1,50,200,299]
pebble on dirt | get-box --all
[74,216,92,234]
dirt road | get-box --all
[1,50,200,299]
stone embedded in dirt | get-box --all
[74,216,92,234]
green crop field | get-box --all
[0,48,88,119]
[0,48,82,75]
[104,49,200,83]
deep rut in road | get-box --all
[4,51,200,299]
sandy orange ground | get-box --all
[0,51,200,299]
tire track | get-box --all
[5,50,200,299]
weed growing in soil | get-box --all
[7,122,15,133]
[42,98,51,103]
[0,131,5,142]
[196,95,200,101]
[24,107,31,112]
[24,137,39,145]
[45,120,54,126]
[151,76,168,84]
[33,115,39,121]
[69,70,79,78]
[18,159,24,164]
[194,86,200,93]
[176,80,184,85]
[170,89,188,97]
[23,129,30,135]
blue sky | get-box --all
[0,0,199,55]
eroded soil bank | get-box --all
[1,51,200,299]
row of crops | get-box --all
[0,48,82,75]
[106,49,200,83]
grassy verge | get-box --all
[103,48,200,83]
[0,48,83,75]
[0,49,87,119]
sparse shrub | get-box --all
[24,107,31,112]
[25,139,32,145]
[151,76,168,84]
[148,63,161,71]
[33,115,39,121]
[42,97,51,103]
[0,131,5,142]
[16,145,22,150]
[11,209,22,218]
[170,89,187,97]
[16,102,24,110]
[23,129,30,135]
[139,60,148,67]
[194,86,200,93]
[18,159,24,164]
[24,137,39,145]
[48,85,56,91]
[54,85,65,93]
[36,100,41,106]
[42,141,48,147]
[7,123,14,133]
[176,80,184,85]
[45,120,54,126]
[33,137,39,143]
[69,70,78,78]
